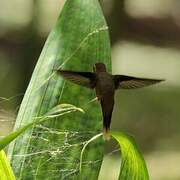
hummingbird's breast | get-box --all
[95,72,115,99]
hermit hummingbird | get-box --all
[57,63,164,140]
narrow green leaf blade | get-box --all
[0,104,83,151]
[111,131,149,180]
[0,150,16,180]
[45,103,85,118]
[8,0,111,179]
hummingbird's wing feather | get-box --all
[113,75,164,89]
[57,70,96,89]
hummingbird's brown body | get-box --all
[94,66,115,140]
[57,63,164,140]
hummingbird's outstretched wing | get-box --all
[57,70,96,89]
[113,75,164,89]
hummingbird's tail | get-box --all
[103,128,110,141]
[100,98,114,141]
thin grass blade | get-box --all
[0,104,83,151]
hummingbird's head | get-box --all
[93,63,106,73]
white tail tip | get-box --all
[103,128,110,141]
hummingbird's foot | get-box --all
[88,97,98,104]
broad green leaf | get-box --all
[8,0,111,179]
[111,131,149,180]
[80,132,149,180]
[0,150,15,180]
[0,104,83,151]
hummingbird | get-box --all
[57,63,164,140]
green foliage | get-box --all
[4,0,150,179]
[0,104,84,151]
[7,0,111,179]
[0,150,15,180]
[111,131,149,180]
[80,132,149,180]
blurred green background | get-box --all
[0,0,180,179]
